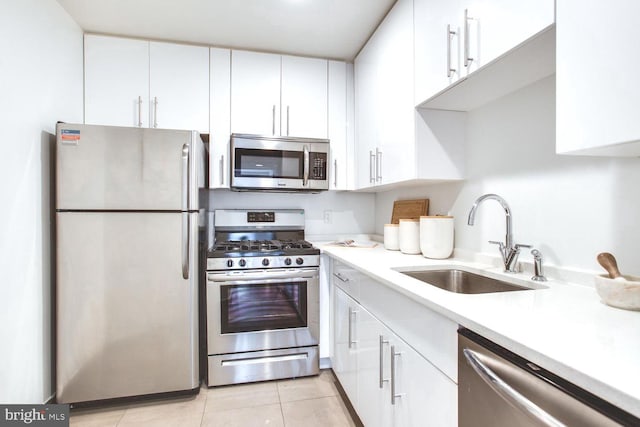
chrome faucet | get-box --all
[467,194,530,273]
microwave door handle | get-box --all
[303,145,310,187]
[462,349,566,427]
[181,143,190,279]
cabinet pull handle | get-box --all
[333,272,349,283]
[333,159,338,187]
[376,148,382,182]
[379,335,389,388]
[272,105,276,135]
[137,96,143,127]
[153,96,159,128]
[286,105,290,136]
[369,150,376,183]
[447,24,457,78]
[219,155,224,185]
[464,9,474,68]
[390,345,403,405]
[348,307,357,348]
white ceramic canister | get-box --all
[383,224,400,250]
[398,219,421,254]
[419,216,454,259]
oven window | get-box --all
[220,282,308,333]
[235,149,303,179]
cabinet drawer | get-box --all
[332,261,361,301]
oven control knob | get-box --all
[284,257,292,266]
[239,259,246,267]
[226,259,234,268]
[296,257,304,265]
[262,258,270,266]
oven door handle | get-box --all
[208,269,319,284]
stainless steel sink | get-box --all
[400,269,535,294]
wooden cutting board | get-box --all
[390,199,429,224]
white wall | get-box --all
[0,1,83,403]
[207,190,375,237]
[376,76,640,276]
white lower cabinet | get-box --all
[332,264,457,426]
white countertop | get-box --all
[318,243,640,419]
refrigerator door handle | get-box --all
[181,143,190,279]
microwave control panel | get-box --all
[309,152,327,180]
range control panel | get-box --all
[247,211,275,223]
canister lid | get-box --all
[420,215,453,219]
[398,218,419,222]
[384,223,399,227]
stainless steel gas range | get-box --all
[205,209,320,386]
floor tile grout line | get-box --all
[199,385,208,427]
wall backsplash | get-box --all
[375,76,640,276]
[205,189,376,237]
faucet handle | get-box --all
[488,240,504,248]
[515,243,532,250]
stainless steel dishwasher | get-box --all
[458,329,639,426]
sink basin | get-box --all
[400,269,534,294]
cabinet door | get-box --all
[84,35,149,127]
[357,308,393,427]
[391,337,458,426]
[328,61,348,190]
[376,0,415,186]
[332,287,358,406]
[230,50,281,135]
[210,48,231,188]
[149,42,209,132]
[281,56,328,138]
[354,31,380,190]
[414,0,462,104]
[557,0,640,156]
[461,0,554,74]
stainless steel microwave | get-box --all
[230,134,330,192]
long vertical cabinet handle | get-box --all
[272,105,276,135]
[334,159,338,188]
[375,148,382,182]
[369,151,376,183]
[219,155,225,185]
[153,97,159,128]
[379,335,389,388]
[348,307,357,348]
[464,9,474,68]
[181,143,190,280]
[447,25,457,78]
[137,96,143,127]
[286,105,290,136]
[390,345,403,405]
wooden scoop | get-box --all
[597,252,625,281]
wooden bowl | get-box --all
[594,274,640,311]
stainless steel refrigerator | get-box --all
[55,123,203,404]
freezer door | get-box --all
[56,211,199,404]
[56,123,203,211]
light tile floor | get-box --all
[70,370,357,427]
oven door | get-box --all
[207,268,320,354]
[230,134,328,191]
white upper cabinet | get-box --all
[230,50,328,138]
[84,35,149,128]
[209,48,231,189]
[414,0,554,107]
[328,61,353,190]
[557,0,640,156]
[281,56,328,138]
[230,50,281,136]
[84,35,209,132]
[148,42,209,132]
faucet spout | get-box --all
[467,193,513,249]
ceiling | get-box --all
[56,0,397,61]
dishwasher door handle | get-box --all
[463,348,567,427]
